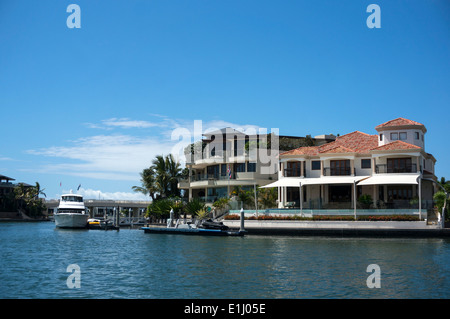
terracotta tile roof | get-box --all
[280,121,426,158]
[280,146,319,156]
[319,131,378,154]
[280,131,378,156]
[321,145,355,154]
[375,117,424,130]
[370,140,422,151]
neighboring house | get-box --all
[0,174,32,197]
[0,174,17,197]
[178,128,335,203]
[269,118,437,213]
[0,174,33,213]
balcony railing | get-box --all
[323,167,355,176]
[375,164,417,174]
[187,172,237,182]
[283,168,306,177]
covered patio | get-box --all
[260,173,427,219]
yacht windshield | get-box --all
[62,196,83,202]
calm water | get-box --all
[1,222,449,299]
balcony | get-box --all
[283,168,306,177]
[375,164,417,174]
[323,167,355,176]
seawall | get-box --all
[222,220,450,237]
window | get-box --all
[329,185,352,202]
[379,134,383,141]
[234,163,246,172]
[399,132,407,141]
[311,160,321,170]
[247,162,256,172]
[415,132,420,140]
[390,132,398,141]
[286,161,301,177]
[221,164,227,176]
[207,165,220,178]
[387,158,414,173]
[330,160,350,175]
[361,159,371,169]
[387,185,413,200]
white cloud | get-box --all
[73,188,150,201]
[84,117,175,130]
[27,117,269,183]
[27,134,175,181]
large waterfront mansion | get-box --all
[270,117,437,212]
[178,127,335,202]
[179,118,438,214]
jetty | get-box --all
[222,218,450,237]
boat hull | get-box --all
[55,213,89,228]
[141,226,245,237]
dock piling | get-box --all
[240,208,245,232]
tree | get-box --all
[132,168,157,200]
[13,182,46,218]
[151,154,182,198]
[146,198,176,221]
[433,191,447,220]
[34,182,46,199]
[185,198,206,217]
[439,177,450,193]
[232,186,255,209]
[436,176,450,221]
[213,197,231,210]
[133,154,182,200]
[258,187,277,209]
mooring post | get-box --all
[169,208,174,228]
[240,208,245,232]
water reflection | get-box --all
[0,223,449,299]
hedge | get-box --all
[223,214,419,222]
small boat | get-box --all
[142,210,245,236]
[54,193,89,228]
[87,218,119,230]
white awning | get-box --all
[260,176,368,188]
[259,178,304,188]
[357,174,420,185]
[301,176,368,185]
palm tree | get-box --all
[133,154,182,200]
[439,177,450,193]
[14,183,28,210]
[232,186,255,209]
[165,154,182,197]
[258,187,277,209]
[34,182,46,199]
[13,182,46,218]
[132,167,157,200]
[152,155,170,198]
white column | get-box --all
[353,181,357,220]
[299,182,303,214]
[418,177,422,220]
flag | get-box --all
[227,165,231,179]
[60,182,62,187]
[77,184,81,191]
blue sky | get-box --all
[1,0,449,200]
